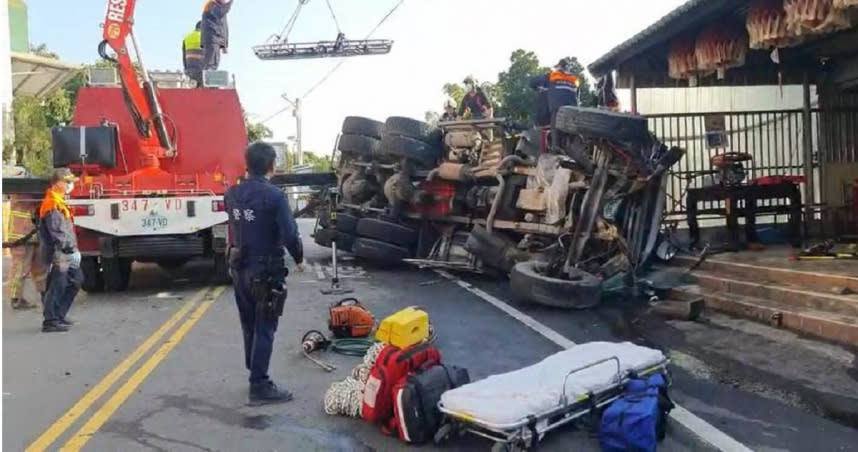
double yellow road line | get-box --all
[26,285,226,452]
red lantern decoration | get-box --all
[784,0,850,36]
[668,38,704,85]
[695,24,749,79]
[747,0,803,49]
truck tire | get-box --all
[509,261,602,309]
[316,228,357,252]
[213,252,231,284]
[380,134,441,166]
[554,106,650,144]
[342,116,384,139]
[352,237,410,263]
[356,218,418,248]
[314,228,335,248]
[335,212,359,233]
[384,116,443,146]
[80,257,104,293]
[103,257,132,292]
[337,133,380,157]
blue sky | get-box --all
[25,0,685,153]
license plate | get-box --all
[141,214,169,231]
[120,198,185,212]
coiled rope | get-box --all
[323,342,385,417]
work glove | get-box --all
[69,251,82,269]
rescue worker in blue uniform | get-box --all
[530,58,581,124]
[225,142,303,405]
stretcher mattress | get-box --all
[440,342,666,426]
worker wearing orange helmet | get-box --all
[201,0,234,71]
[38,169,83,333]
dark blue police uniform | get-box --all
[224,176,302,386]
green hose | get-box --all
[330,338,376,356]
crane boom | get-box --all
[101,0,175,158]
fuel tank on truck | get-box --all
[71,86,248,192]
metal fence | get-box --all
[646,107,858,221]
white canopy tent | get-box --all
[11,51,81,98]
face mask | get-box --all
[65,182,74,194]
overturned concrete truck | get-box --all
[312,107,685,308]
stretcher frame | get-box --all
[436,356,671,451]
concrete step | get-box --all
[691,270,858,318]
[674,285,858,347]
[672,254,858,295]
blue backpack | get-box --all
[599,373,674,452]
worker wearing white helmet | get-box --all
[441,98,457,122]
[458,75,493,120]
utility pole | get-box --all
[282,93,302,166]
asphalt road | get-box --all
[3,219,857,451]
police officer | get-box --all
[182,21,204,88]
[201,0,233,71]
[225,142,303,405]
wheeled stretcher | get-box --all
[436,342,670,451]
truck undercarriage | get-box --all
[312,107,684,308]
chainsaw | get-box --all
[328,298,375,339]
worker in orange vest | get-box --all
[530,58,581,122]
[201,0,233,71]
[38,169,83,333]
[3,194,44,310]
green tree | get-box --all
[244,113,273,142]
[563,56,597,108]
[30,43,59,59]
[443,83,465,107]
[11,95,53,175]
[424,111,440,125]
[495,50,549,121]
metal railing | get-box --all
[646,107,858,221]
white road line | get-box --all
[313,263,326,280]
[434,270,754,452]
[435,271,575,348]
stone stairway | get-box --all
[670,254,858,348]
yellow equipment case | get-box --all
[375,307,429,348]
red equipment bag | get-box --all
[388,364,471,444]
[361,343,441,424]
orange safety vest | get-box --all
[39,188,73,221]
[548,71,580,88]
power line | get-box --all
[301,0,406,99]
[325,0,342,33]
[260,104,293,125]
